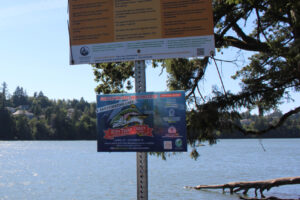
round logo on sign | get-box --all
[80,46,90,56]
[175,139,182,147]
[169,108,175,117]
[168,126,177,134]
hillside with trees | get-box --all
[0,82,96,140]
[218,111,300,139]
[0,82,299,140]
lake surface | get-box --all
[0,139,299,200]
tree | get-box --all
[93,62,134,94]
[50,108,75,139]
[12,86,29,107]
[0,82,8,109]
[92,0,300,157]
[0,109,15,140]
[36,91,51,108]
[29,118,52,140]
[76,114,96,140]
[14,115,32,140]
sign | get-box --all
[68,0,215,64]
[96,91,187,152]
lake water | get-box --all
[0,139,299,200]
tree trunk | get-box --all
[240,196,299,200]
[185,176,300,198]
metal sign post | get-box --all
[135,60,148,200]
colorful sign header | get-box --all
[96,91,187,152]
[68,0,215,64]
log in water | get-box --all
[186,176,300,198]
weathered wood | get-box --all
[185,176,300,198]
[240,196,300,200]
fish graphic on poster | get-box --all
[110,105,148,128]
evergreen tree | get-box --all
[0,82,8,109]
[92,1,300,156]
[0,109,15,140]
[12,86,29,107]
[14,116,32,140]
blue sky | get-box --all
[0,0,169,101]
[0,0,298,113]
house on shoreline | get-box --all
[12,110,34,119]
[5,106,34,119]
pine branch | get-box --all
[186,57,209,98]
[232,106,300,136]
[222,35,273,52]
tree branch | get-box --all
[186,57,209,98]
[196,84,206,103]
[222,36,269,52]
[232,106,300,136]
[232,23,259,45]
[255,8,270,43]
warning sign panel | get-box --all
[68,0,215,64]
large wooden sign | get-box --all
[68,0,215,64]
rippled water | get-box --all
[0,139,299,200]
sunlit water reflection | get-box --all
[0,139,299,200]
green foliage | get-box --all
[75,114,96,140]
[0,83,97,140]
[0,109,15,139]
[164,58,208,91]
[218,111,300,138]
[29,118,52,140]
[15,116,32,140]
[93,62,134,94]
[0,82,8,109]
[91,0,300,158]
[0,81,298,161]
[12,86,29,107]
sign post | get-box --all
[137,152,148,200]
[134,60,148,200]
[68,1,215,199]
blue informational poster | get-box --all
[96,91,187,152]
